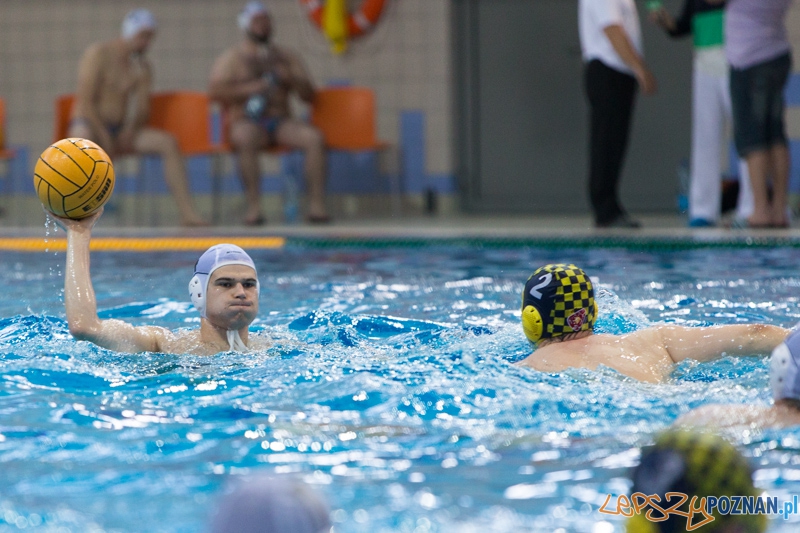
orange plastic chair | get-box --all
[0,98,17,215]
[148,91,230,222]
[53,94,75,143]
[310,86,396,211]
[311,87,389,151]
[0,98,15,160]
[147,91,222,155]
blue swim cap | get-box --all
[238,1,270,31]
[188,244,259,318]
[210,476,330,533]
[771,326,800,402]
[121,9,157,39]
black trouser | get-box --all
[585,59,638,225]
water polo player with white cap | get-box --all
[189,244,261,352]
[68,7,207,225]
[208,1,330,225]
[56,210,266,355]
[210,476,331,533]
[122,9,157,40]
[770,325,800,406]
[238,1,272,42]
[517,264,789,382]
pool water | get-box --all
[1,245,800,532]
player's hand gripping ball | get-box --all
[33,138,115,219]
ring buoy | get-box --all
[301,0,387,39]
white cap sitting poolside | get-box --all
[676,325,800,430]
[54,209,269,355]
[121,8,158,40]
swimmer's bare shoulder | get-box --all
[152,329,272,356]
[517,329,674,383]
[83,40,120,73]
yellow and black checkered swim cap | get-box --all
[627,430,766,533]
[521,264,597,343]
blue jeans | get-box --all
[730,52,792,156]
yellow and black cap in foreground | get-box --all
[627,430,766,533]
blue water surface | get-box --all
[1,245,800,532]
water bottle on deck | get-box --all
[676,158,689,213]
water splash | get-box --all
[0,247,798,532]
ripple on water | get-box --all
[0,247,798,532]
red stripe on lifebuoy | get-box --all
[301,0,387,40]
[300,0,323,26]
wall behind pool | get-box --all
[4,1,800,223]
[0,0,454,224]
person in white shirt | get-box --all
[579,0,657,228]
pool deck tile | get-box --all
[0,214,798,241]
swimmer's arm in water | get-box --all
[74,44,115,151]
[56,209,168,353]
[674,403,770,429]
[653,324,789,363]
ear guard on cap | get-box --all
[189,275,205,316]
[522,305,544,343]
[523,300,599,344]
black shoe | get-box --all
[596,214,641,229]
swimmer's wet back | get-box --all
[521,263,597,343]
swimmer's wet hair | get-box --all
[521,264,597,344]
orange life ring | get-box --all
[300,0,387,39]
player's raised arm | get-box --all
[54,209,165,353]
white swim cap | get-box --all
[238,1,270,31]
[210,476,330,533]
[770,326,800,402]
[189,244,259,319]
[121,9,157,40]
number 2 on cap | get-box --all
[529,273,552,299]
